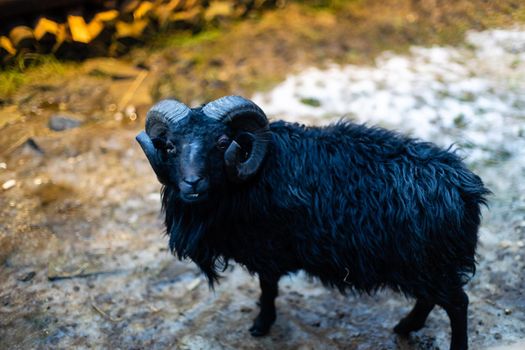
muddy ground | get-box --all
[1,1,525,349]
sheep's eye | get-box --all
[216,135,230,150]
[165,141,177,155]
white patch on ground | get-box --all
[253,27,525,170]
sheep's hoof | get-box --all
[249,314,275,337]
[249,324,269,337]
[393,318,425,336]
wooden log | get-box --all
[92,10,119,54]
[110,18,151,55]
[34,17,61,53]
[53,23,88,60]
[204,1,234,22]
[94,9,119,22]
[152,0,203,30]
[115,19,149,40]
[86,20,113,56]
[65,7,117,58]
[34,18,60,41]
[0,36,16,64]
[0,0,262,60]
[87,19,105,40]
[0,36,16,55]
[52,24,72,57]
[182,0,199,10]
[169,5,203,28]
[152,0,184,28]
[121,0,141,13]
[133,1,154,20]
[8,26,36,52]
[67,15,91,43]
[119,0,141,21]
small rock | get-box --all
[499,240,512,249]
[2,179,16,190]
[187,277,201,291]
[17,271,36,282]
[0,162,6,169]
[48,115,82,131]
[504,308,512,315]
[25,138,44,154]
[494,332,502,340]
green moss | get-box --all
[300,97,322,107]
[148,28,222,50]
[453,114,467,129]
[297,0,361,12]
[0,55,74,100]
[0,70,25,99]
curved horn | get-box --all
[203,96,270,181]
[136,131,169,183]
[145,99,191,135]
[137,99,190,184]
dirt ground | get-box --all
[1,1,525,349]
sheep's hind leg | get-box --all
[394,299,435,335]
[249,275,279,337]
[440,289,469,350]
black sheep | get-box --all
[136,96,489,350]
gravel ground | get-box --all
[1,28,524,349]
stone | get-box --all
[48,115,82,131]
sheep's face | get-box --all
[137,96,270,204]
[150,115,233,203]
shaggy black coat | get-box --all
[162,120,489,305]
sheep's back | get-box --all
[266,121,489,298]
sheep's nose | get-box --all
[182,175,203,188]
[179,173,209,196]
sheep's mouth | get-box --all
[181,191,208,203]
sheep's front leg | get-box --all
[249,275,279,336]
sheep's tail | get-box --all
[453,166,491,283]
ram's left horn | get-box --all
[136,131,170,183]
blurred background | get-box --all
[0,0,524,349]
